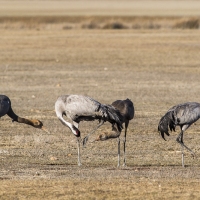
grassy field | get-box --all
[1,1,200,199]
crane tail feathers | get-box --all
[105,105,123,132]
[158,111,175,140]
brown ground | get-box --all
[1,1,200,199]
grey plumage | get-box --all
[0,94,47,131]
[55,94,123,166]
[158,102,200,167]
[95,98,134,167]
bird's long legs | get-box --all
[73,121,82,166]
[181,145,184,167]
[123,121,129,167]
[117,137,120,167]
[83,120,104,146]
[176,130,195,167]
[77,137,82,166]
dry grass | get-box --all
[174,18,200,29]
[102,22,128,29]
[1,0,200,199]
[0,16,199,30]
[0,179,200,199]
[0,0,200,30]
[1,28,200,199]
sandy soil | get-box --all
[1,27,200,199]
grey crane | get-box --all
[158,102,200,167]
[55,94,123,166]
[0,94,48,132]
[94,98,134,167]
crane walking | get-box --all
[158,102,200,167]
[94,98,134,167]
[55,94,123,166]
[0,95,48,132]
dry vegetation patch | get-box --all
[1,1,200,198]
[1,28,200,198]
[0,178,200,199]
[0,16,199,30]
[174,18,200,29]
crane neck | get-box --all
[6,107,35,126]
[107,131,121,139]
[17,117,35,126]
[96,128,121,141]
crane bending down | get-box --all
[55,94,123,166]
[0,95,48,132]
[94,99,134,167]
[158,102,200,167]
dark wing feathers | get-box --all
[0,95,10,117]
[104,104,123,132]
[158,111,176,140]
[158,102,200,140]
[169,118,176,132]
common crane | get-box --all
[158,102,200,167]
[55,94,123,166]
[94,98,134,167]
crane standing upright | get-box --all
[158,102,200,167]
[55,94,123,166]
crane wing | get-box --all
[0,95,10,117]
[158,102,200,140]
[65,95,101,119]
[173,102,200,125]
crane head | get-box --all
[94,132,109,141]
[72,125,80,137]
[30,119,50,133]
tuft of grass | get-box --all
[132,22,161,29]
[144,22,161,29]
[1,16,199,30]
[174,18,199,29]
[81,22,99,29]
[63,25,72,30]
[132,24,142,29]
[102,22,128,29]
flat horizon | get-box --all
[0,1,200,17]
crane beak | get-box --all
[90,139,98,143]
[41,126,50,134]
[90,137,100,143]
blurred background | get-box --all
[0,1,199,30]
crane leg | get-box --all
[77,137,82,166]
[123,121,129,167]
[176,131,195,156]
[83,120,104,146]
[117,137,120,167]
[73,121,82,166]
[176,130,195,167]
[181,145,184,167]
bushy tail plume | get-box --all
[104,104,123,132]
[158,111,176,140]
